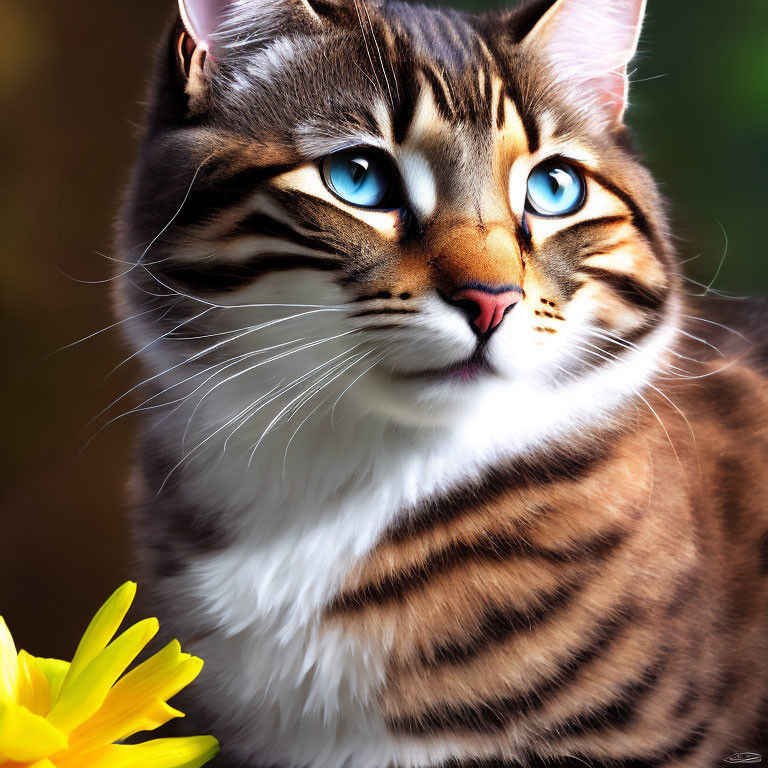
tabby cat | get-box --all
[116,0,768,765]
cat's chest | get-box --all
[167,414,557,766]
[183,490,406,767]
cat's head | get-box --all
[117,0,679,449]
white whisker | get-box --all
[582,327,697,375]
[188,352,344,471]
[282,350,374,476]
[82,308,343,439]
[108,307,215,377]
[81,339,308,452]
[286,349,373,425]
[646,382,697,452]
[30,306,162,374]
[132,154,216,272]
[656,357,742,381]
[158,339,364,491]
[246,346,365,467]
[635,389,681,466]
[141,261,348,313]
[681,314,749,342]
[692,220,728,297]
[181,330,360,451]
[675,328,724,357]
[330,355,382,425]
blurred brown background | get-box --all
[1,0,766,658]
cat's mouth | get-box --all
[392,351,494,382]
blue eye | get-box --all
[322,149,392,208]
[526,161,585,217]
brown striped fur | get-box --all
[329,357,768,764]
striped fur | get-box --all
[116,0,768,765]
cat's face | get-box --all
[119,0,678,439]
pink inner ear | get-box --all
[530,0,646,123]
[591,73,630,119]
[179,0,225,50]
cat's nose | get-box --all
[447,284,524,336]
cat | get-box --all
[115,0,768,765]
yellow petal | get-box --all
[33,659,70,706]
[56,736,219,768]
[58,582,137,702]
[67,641,203,752]
[46,618,158,734]
[15,651,51,717]
[28,760,58,768]
[0,618,18,703]
[0,700,68,762]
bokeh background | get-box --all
[1,0,766,658]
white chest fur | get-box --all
[176,413,479,768]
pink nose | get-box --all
[449,285,524,335]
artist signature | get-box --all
[723,754,762,765]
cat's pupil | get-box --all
[547,169,569,197]
[349,158,369,188]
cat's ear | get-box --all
[177,0,235,100]
[178,0,230,52]
[522,0,646,124]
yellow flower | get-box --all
[0,582,219,768]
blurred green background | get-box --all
[0,0,766,658]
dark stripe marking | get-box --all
[337,261,381,285]
[350,308,420,318]
[354,291,393,301]
[233,212,338,254]
[586,170,664,260]
[422,66,456,122]
[388,607,635,735]
[503,83,540,153]
[422,581,583,667]
[177,162,300,229]
[663,569,701,617]
[428,760,515,767]
[621,315,663,346]
[495,91,506,130]
[671,679,699,719]
[557,215,631,238]
[329,525,626,613]
[541,650,670,740]
[392,32,421,144]
[519,720,709,767]
[480,65,494,132]
[579,266,667,312]
[384,441,613,542]
[158,253,342,293]
[710,669,738,707]
[759,531,768,574]
[304,0,357,24]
